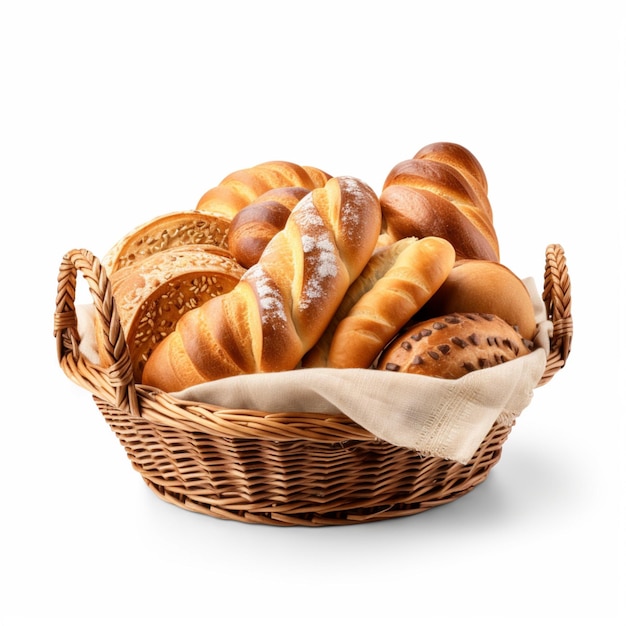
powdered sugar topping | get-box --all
[243,264,287,326]
[293,196,339,310]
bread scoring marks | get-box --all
[292,194,339,311]
[337,176,373,241]
[243,264,288,328]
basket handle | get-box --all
[539,243,573,386]
[54,248,140,416]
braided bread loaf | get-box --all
[380,142,499,261]
[142,176,382,390]
[195,161,332,219]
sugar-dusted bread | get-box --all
[107,244,244,382]
[378,312,533,379]
[142,176,382,391]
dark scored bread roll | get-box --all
[378,312,534,379]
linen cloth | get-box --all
[78,278,551,464]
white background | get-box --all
[1,1,624,625]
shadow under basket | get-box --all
[54,245,573,527]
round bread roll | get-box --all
[227,200,292,268]
[378,312,534,379]
[417,259,537,341]
[107,244,244,382]
[102,210,232,275]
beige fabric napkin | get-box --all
[77,278,551,464]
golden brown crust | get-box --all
[195,161,332,219]
[417,259,537,341]
[302,237,418,367]
[142,176,382,391]
[108,244,244,382]
[324,237,455,369]
[380,185,498,261]
[380,142,499,261]
[227,200,292,268]
[378,312,533,379]
[102,211,232,275]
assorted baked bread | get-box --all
[104,243,244,381]
[141,176,382,391]
[96,142,539,391]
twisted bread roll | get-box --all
[319,236,456,369]
[195,161,332,219]
[142,176,382,391]
[227,187,310,268]
[380,142,499,261]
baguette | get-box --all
[321,236,456,369]
[302,237,418,368]
[142,176,382,390]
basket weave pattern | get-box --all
[55,245,572,526]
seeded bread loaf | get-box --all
[102,210,232,275]
[378,312,533,379]
[107,244,244,382]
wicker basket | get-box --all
[54,244,573,526]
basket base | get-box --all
[97,397,513,527]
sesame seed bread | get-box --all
[105,244,244,382]
[102,210,232,275]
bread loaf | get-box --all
[253,185,311,209]
[227,192,305,268]
[378,312,533,379]
[417,258,537,341]
[142,176,382,391]
[108,244,244,382]
[102,211,232,275]
[195,161,332,219]
[303,236,455,369]
[380,142,499,261]
[302,237,418,367]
